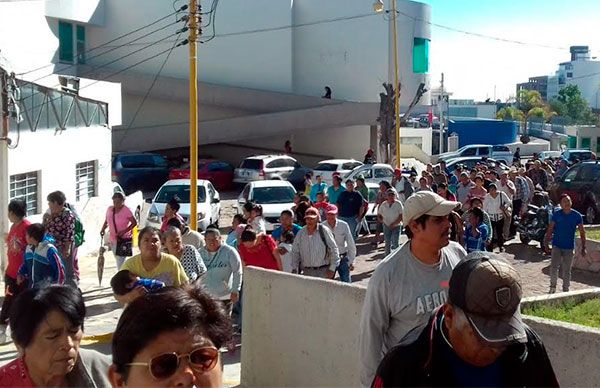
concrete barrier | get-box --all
[241,267,599,387]
[573,236,600,272]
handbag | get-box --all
[112,207,133,257]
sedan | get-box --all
[146,179,221,231]
[313,159,363,185]
[344,163,395,185]
[237,180,297,232]
[169,159,235,191]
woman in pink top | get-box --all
[100,192,137,269]
[467,175,488,204]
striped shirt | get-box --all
[513,176,528,201]
[292,225,340,271]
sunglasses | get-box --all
[126,346,219,380]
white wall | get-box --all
[242,267,598,387]
[569,60,600,110]
[7,125,112,219]
[44,0,105,26]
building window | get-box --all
[75,161,97,201]
[10,171,39,215]
[567,72,573,78]
[58,21,73,63]
[413,38,430,74]
[581,137,591,150]
[58,21,86,64]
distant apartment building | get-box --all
[517,46,600,110]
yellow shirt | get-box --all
[122,253,188,287]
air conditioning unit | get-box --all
[58,75,80,95]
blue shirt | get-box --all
[336,190,365,218]
[464,223,489,253]
[310,182,328,202]
[551,209,583,249]
[271,223,302,241]
[327,185,346,204]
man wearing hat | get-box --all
[372,253,558,387]
[377,188,404,255]
[323,205,356,283]
[291,207,339,279]
[359,191,467,386]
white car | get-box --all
[233,154,300,184]
[112,182,145,222]
[363,182,382,232]
[146,179,221,231]
[344,163,395,185]
[313,159,363,185]
[237,180,297,232]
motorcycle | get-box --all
[516,191,553,249]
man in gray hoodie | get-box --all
[359,191,467,386]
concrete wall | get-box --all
[242,267,599,387]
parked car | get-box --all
[146,179,221,231]
[112,182,145,222]
[313,159,363,185]
[538,150,562,161]
[548,161,600,223]
[169,159,235,191]
[561,149,594,163]
[112,152,170,195]
[237,180,297,231]
[445,157,509,174]
[344,163,395,185]
[233,154,300,185]
[438,144,512,164]
[364,182,381,232]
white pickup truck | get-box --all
[438,144,513,164]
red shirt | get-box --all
[5,220,31,279]
[238,235,279,270]
[0,357,35,387]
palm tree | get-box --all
[496,90,555,144]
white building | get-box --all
[1,0,434,166]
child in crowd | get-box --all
[110,269,165,296]
[226,214,247,248]
[250,204,266,234]
[18,223,65,288]
[278,231,295,273]
[313,191,329,220]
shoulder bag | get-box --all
[112,207,133,257]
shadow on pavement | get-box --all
[352,269,375,283]
[541,265,600,289]
[86,302,122,318]
[504,242,547,263]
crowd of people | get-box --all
[0,150,587,386]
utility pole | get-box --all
[438,73,445,155]
[391,0,401,168]
[189,0,199,231]
[0,69,10,273]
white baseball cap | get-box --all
[403,191,460,225]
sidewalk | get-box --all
[0,249,241,387]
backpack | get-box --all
[318,224,330,261]
[66,204,85,247]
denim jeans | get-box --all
[337,255,351,283]
[340,216,358,241]
[383,224,401,255]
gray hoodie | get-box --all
[200,244,243,300]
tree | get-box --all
[556,84,599,125]
[496,90,556,143]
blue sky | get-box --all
[418,0,600,100]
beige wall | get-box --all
[241,267,599,387]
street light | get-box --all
[373,0,384,13]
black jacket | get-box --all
[373,310,559,387]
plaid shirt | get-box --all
[513,176,527,201]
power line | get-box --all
[118,29,187,148]
[18,7,187,77]
[18,40,188,116]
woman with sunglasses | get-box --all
[109,285,231,387]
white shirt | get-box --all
[323,219,357,265]
[498,180,515,201]
[377,200,404,226]
[278,242,294,273]
[483,192,511,220]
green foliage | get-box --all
[556,84,599,125]
[524,298,600,329]
[496,106,524,121]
